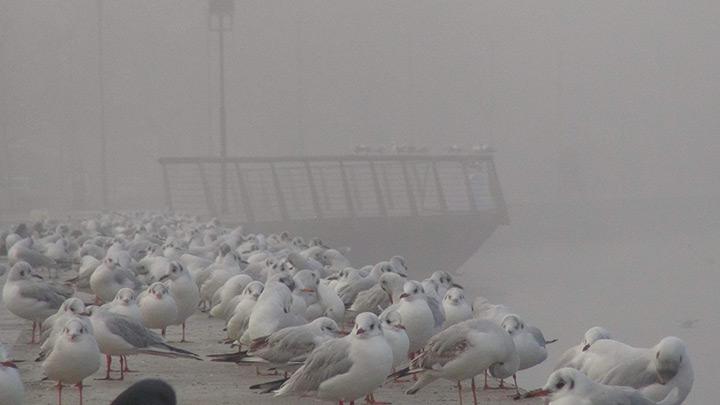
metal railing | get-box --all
[158,154,508,224]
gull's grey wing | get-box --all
[17,247,57,268]
[113,268,143,290]
[592,385,658,405]
[18,282,72,309]
[418,321,475,369]
[277,337,352,395]
[425,296,445,329]
[349,284,388,314]
[526,325,547,348]
[337,277,374,306]
[256,327,318,363]
[597,355,658,389]
[104,313,163,348]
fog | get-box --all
[1,1,718,402]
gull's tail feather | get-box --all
[158,343,199,357]
[139,348,202,361]
[249,377,288,394]
[207,350,249,362]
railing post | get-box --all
[431,159,448,212]
[197,162,217,216]
[400,160,418,216]
[369,161,387,217]
[304,160,323,219]
[233,163,255,224]
[339,161,355,218]
[269,162,289,221]
[460,159,479,212]
[487,159,510,224]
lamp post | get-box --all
[208,0,234,216]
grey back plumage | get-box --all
[278,337,352,395]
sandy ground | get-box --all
[0,263,541,405]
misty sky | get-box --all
[1,1,719,212]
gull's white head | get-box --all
[63,319,91,343]
[379,310,405,332]
[501,314,525,336]
[389,255,408,276]
[352,312,383,339]
[148,282,170,299]
[61,298,87,315]
[431,270,462,290]
[443,287,466,306]
[293,270,319,295]
[242,281,264,299]
[581,326,612,351]
[399,280,425,302]
[113,288,136,305]
[540,368,592,399]
[312,317,342,337]
[654,336,688,384]
[7,261,35,282]
[159,261,185,282]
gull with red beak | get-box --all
[390,319,519,405]
[139,282,178,337]
[525,367,668,405]
[2,261,74,343]
[42,319,101,405]
[395,280,439,353]
[250,312,393,405]
[0,343,24,405]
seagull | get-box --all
[442,287,473,328]
[337,262,394,306]
[42,319,101,405]
[429,270,463,299]
[88,307,200,380]
[391,318,520,404]
[500,314,553,388]
[139,283,178,337]
[395,280,439,353]
[525,367,670,405]
[8,237,58,268]
[252,312,393,405]
[110,378,177,405]
[159,261,200,342]
[2,261,74,343]
[554,326,613,370]
[209,274,253,320]
[37,298,92,361]
[378,309,409,370]
[242,273,298,344]
[210,317,342,368]
[572,336,693,405]
[0,343,24,405]
[224,281,264,343]
[89,257,143,303]
[349,272,405,315]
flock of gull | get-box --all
[0,212,694,404]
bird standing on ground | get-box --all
[42,319,101,405]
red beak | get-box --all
[397,325,406,330]
[399,293,409,299]
[0,360,17,369]
[524,389,550,398]
[300,288,316,293]
[356,328,365,335]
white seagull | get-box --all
[42,319,101,405]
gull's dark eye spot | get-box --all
[556,381,565,390]
[656,352,660,359]
[414,289,418,293]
